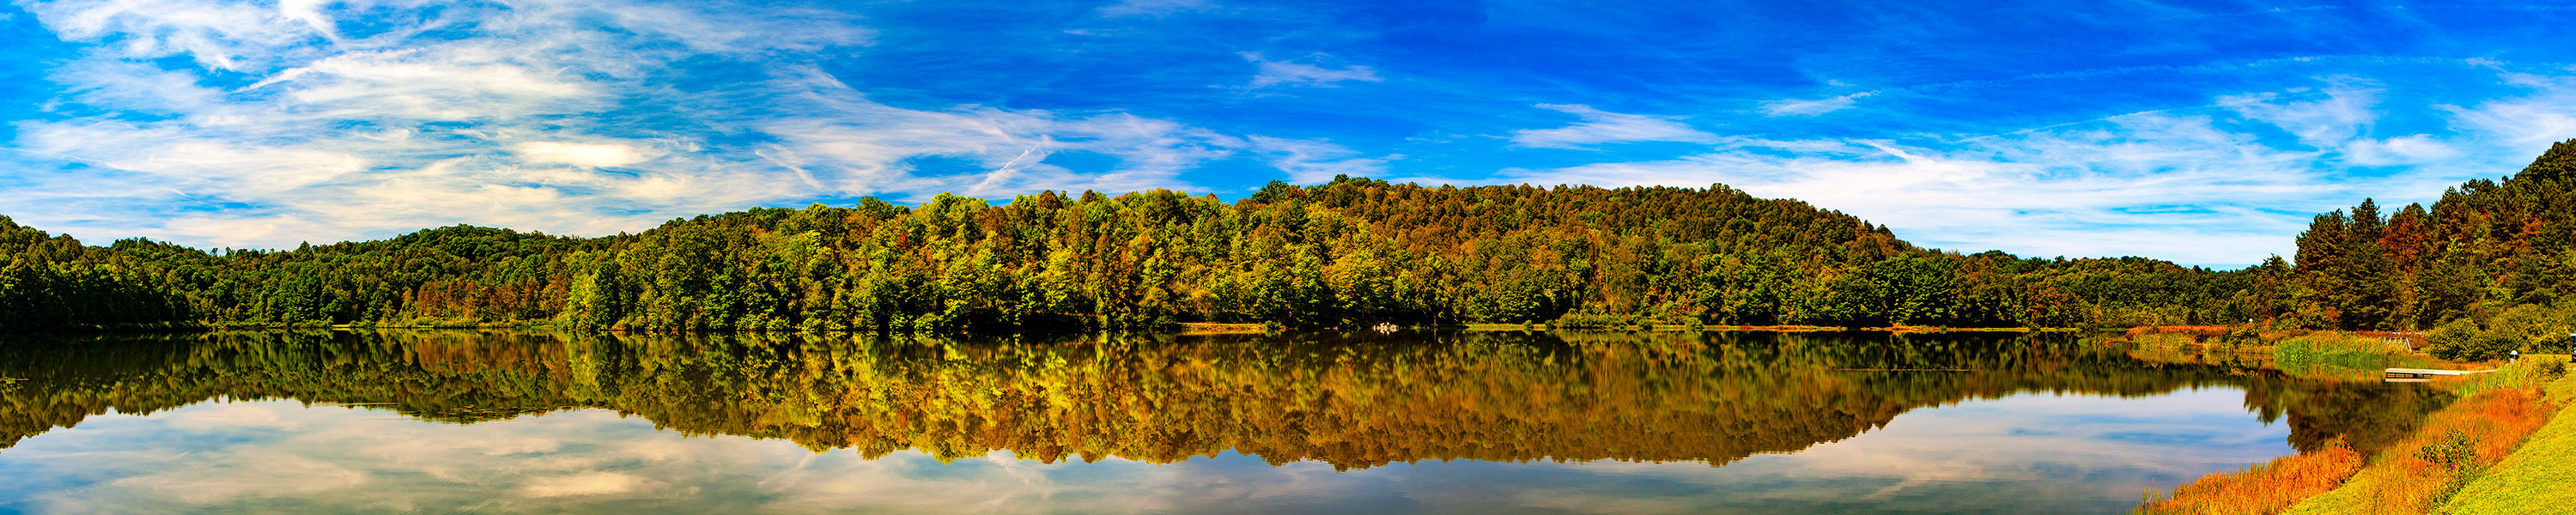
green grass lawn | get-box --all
[2439,366,2576,514]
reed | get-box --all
[2136,445,2363,515]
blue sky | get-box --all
[4,0,2576,266]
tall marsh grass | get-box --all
[2136,445,2364,515]
[2275,332,2438,376]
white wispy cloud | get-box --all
[2,0,1259,247]
[1242,52,1382,88]
[1501,76,2574,266]
[1509,104,1720,148]
[2450,71,2576,154]
[1246,136,1391,184]
[513,142,653,169]
[1759,91,1878,117]
[1098,0,1215,18]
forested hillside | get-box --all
[2284,140,2576,331]
[3,177,2259,332]
[2278,140,2576,359]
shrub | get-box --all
[2427,318,2523,361]
[2415,428,2477,471]
[2462,333,2522,361]
[2484,304,2572,345]
[2421,318,2483,358]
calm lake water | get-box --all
[0,330,2445,514]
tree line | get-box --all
[2281,139,2576,359]
[1,177,2279,332]
[45,136,2576,335]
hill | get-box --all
[3,176,2255,331]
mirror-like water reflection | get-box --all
[0,330,2445,513]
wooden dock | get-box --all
[2385,368,2495,379]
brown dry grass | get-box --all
[2138,445,2365,515]
[2281,387,2556,514]
[2146,368,2561,515]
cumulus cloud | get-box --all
[1242,52,1382,88]
[1510,104,1720,148]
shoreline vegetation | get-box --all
[3,176,2263,334]
[10,141,2576,336]
[2123,322,2576,514]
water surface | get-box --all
[0,330,2445,513]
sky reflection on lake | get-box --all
[2,388,2286,514]
[0,330,2443,514]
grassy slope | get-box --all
[2282,356,2567,515]
[2439,359,2576,514]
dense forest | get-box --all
[2277,139,2576,358]
[9,139,2575,334]
[0,178,2257,332]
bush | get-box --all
[2427,318,2481,352]
[2485,304,2571,344]
[2464,333,2522,361]
[2415,428,2478,471]
[2427,318,2522,361]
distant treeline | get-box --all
[33,136,2576,334]
[0,177,2274,331]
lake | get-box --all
[0,330,2445,514]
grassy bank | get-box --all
[2279,383,2555,514]
[2435,356,2576,514]
[2140,356,2567,514]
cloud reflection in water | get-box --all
[1,386,2287,514]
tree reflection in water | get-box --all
[0,330,2446,468]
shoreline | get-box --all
[32,321,2100,335]
[2141,354,2573,514]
